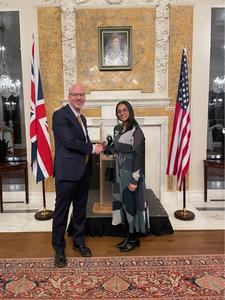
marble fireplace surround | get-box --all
[82,90,170,108]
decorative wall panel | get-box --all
[38,7,64,191]
[168,5,193,106]
[75,8,155,93]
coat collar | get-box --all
[65,104,85,121]
[64,104,87,136]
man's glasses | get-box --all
[117,108,129,115]
[69,93,86,97]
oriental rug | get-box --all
[0,254,224,299]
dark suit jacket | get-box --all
[52,104,93,181]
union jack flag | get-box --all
[166,49,191,191]
[30,40,53,182]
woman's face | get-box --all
[111,37,120,50]
[117,103,129,122]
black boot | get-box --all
[116,235,129,249]
[119,233,140,252]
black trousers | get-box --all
[52,165,90,252]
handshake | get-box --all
[94,142,106,155]
[94,135,113,155]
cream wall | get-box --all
[190,4,211,192]
[20,8,42,193]
[190,2,224,193]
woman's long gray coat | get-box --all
[106,124,150,234]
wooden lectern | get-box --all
[92,153,114,214]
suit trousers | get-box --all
[52,165,90,252]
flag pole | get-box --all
[34,180,54,220]
[31,36,54,221]
[174,177,195,220]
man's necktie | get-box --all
[77,115,89,164]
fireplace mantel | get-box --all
[62,90,170,108]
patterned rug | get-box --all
[0,254,224,299]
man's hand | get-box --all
[95,143,104,154]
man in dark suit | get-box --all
[52,83,103,267]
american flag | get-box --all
[166,49,191,191]
[30,40,53,182]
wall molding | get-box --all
[1,0,224,9]
[155,0,169,94]
[61,2,76,96]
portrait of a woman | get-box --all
[104,34,128,66]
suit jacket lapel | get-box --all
[80,114,91,142]
[65,104,85,137]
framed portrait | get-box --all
[98,26,132,71]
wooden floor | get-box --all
[0,230,224,258]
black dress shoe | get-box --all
[73,245,92,257]
[54,252,67,267]
[116,237,129,249]
[119,239,140,252]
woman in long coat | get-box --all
[105,101,150,252]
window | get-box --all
[207,8,225,160]
[0,11,26,159]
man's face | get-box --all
[68,84,86,112]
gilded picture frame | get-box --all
[98,26,132,71]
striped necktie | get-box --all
[77,115,89,164]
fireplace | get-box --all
[87,116,168,200]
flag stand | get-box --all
[35,180,53,221]
[174,177,195,221]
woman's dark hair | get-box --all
[116,101,138,132]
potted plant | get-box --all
[0,139,11,162]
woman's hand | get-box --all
[128,183,137,192]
